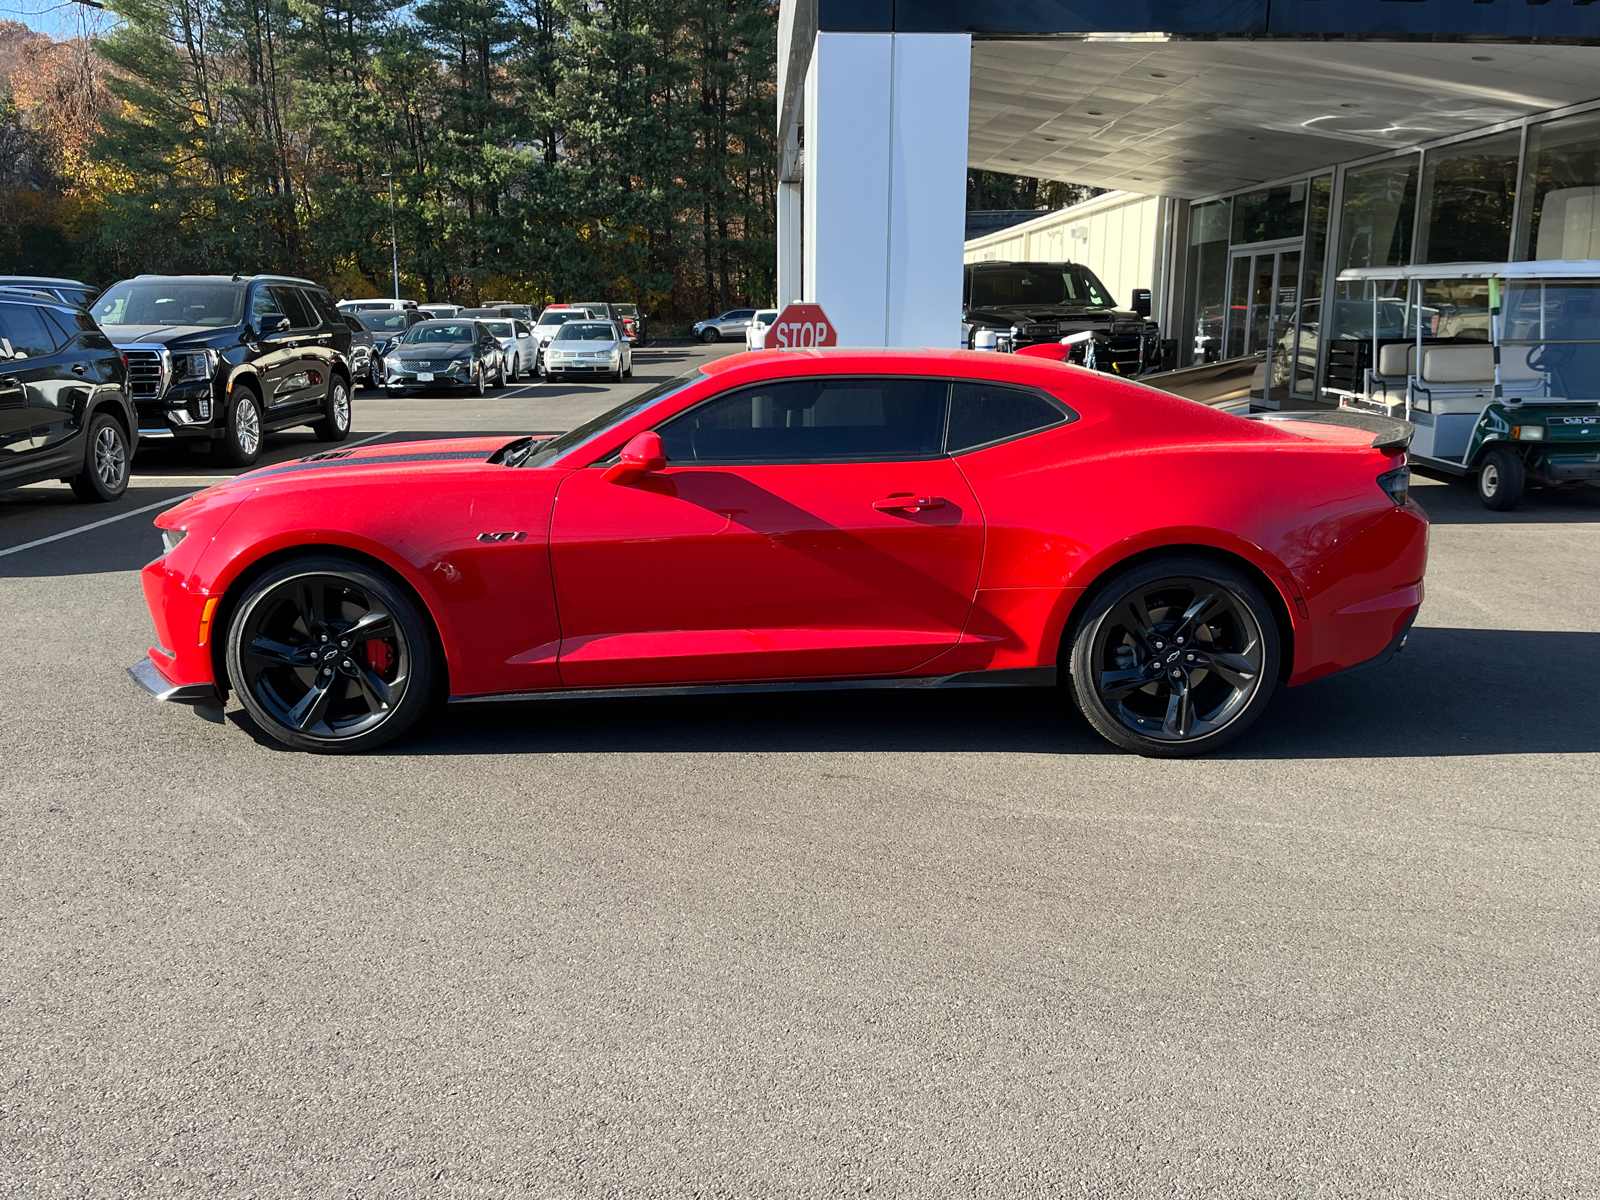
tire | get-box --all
[367,359,382,390]
[1066,556,1280,758]
[219,387,263,467]
[68,411,130,502]
[313,375,352,442]
[473,366,486,397]
[700,328,720,343]
[225,555,437,753]
[506,355,519,383]
[1478,447,1525,511]
[493,361,504,389]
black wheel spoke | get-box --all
[247,636,309,667]
[287,675,337,731]
[1205,650,1259,690]
[1176,592,1225,640]
[1116,595,1157,647]
[1162,680,1193,739]
[352,665,393,712]
[1098,667,1148,700]
[343,609,394,640]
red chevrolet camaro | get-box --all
[130,349,1427,757]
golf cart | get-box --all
[1331,260,1600,511]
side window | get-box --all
[250,287,284,326]
[301,289,340,328]
[515,321,530,336]
[946,382,1073,453]
[270,286,314,329]
[0,303,62,357]
[343,315,365,333]
[657,377,949,464]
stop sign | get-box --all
[767,303,837,350]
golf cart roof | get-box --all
[1338,259,1600,283]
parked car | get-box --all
[338,299,418,315]
[129,349,1427,757]
[611,302,647,346]
[0,287,135,501]
[0,276,100,308]
[354,307,424,364]
[92,274,354,467]
[746,309,778,350]
[478,302,536,322]
[341,314,382,389]
[417,304,461,319]
[543,320,632,382]
[476,317,537,380]
[531,306,600,373]
[693,308,758,343]
[963,261,1160,376]
[383,319,506,395]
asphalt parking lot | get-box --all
[2,343,1597,1197]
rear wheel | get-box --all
[1477,447,1525,511]
[219,387,263,467]
[700,328,719,343]
[1066,557,1279,757]
[69,412,130,502]
[225,556,436,753]
[313,376,351,442]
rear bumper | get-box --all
[128,654,221,707]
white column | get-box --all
[802,31,971,348]
[777,180,803,309]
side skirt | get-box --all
[448,666,1058,707]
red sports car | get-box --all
[130,349,1427,757]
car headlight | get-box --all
[451,357,470,370]
[1512,424,1546,441]
[160,527,187,556]
[173,350,217,381]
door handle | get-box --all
[873,495,946,513]
[71,362,87,375]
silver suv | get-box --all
[692,308,759,343]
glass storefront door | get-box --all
[1224,246,1302,403]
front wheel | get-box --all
[1478,447,1525,511]
[1066,557,1280,757]
[313,376,352,442]
[69,411,130,502]
[225,556,437,753]
[700,328,719,343]
[219,388,263,467]
[473,366,487,397]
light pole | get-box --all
[382,172,400,300]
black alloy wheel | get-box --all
[226,557,435,753]
[701,328,719,343]
[220,387,263,467]
[314,376,352,442]
[1068,557,1279,757]
[69,411,130,502]
[1477,447,1525,511]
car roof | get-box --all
[0,274,91,287]
[0,285,82,310]
[127,273,324,288]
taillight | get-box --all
[1376,466,1410,506]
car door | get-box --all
[248,286,307,413]
[0,301,78,465]
[0,305,32,462]
[548,375,985,688]
[262,285,321,413]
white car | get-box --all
[532,306,600,374]
[746,309,778,350]
[480,318,537,380]
[338,298,418,314]
[417,303,461,319]
[542,320,632,382]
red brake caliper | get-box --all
[364,640,394,676]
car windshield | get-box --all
[402,322,475,344]
[754,310,777,323]
[525,371,701,468]
[93,281,245,327]
[537,311,582,327]
[613,304,638,316]
[969,265,1113,309]
[359,311,414,332]
[483,320,514,336]
[554,322,616,342]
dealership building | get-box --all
[775,1,1600,404]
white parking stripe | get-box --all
[0,430,396,560]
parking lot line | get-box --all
[0,430,396,560]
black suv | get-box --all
[0,287,136,501]
[962,260,1160,375]
[0,276,99,308]
[90,274,354,466]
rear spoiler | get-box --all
[1243,409,1413,453]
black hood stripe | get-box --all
[249,450,493,481]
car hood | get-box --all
[549,341,620,351]
[965,305,1141,329]
[392,344,474,357]
[106,324,230,348]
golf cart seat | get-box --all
[1412,344,1544,414]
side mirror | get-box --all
[602,430,666,485]
[257,313,289,336]
[1131,288,1152,319]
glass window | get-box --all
[251,288,283,324]
[658,378,949,464]
[967,264,1113,309]
[1293,175,1332,394]
[0,303,62,357]
[359,310,413,333]
[402,322,475,344]
[1331,155,1420,342]
[483,321,515,336]
[553,322,618,341]
[1184,199,1230,364]
[1231,181,1306,244]
[1517,109,1600,260]
[946,382,1071,453]
[94,281,245,328]
[525,371,702,468]
[270,287,314,329]
[1418,130,1520,264]
[537,310,581,327]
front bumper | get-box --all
[128,654,223,709]
[546,359,619,375]
[386,367,475,389]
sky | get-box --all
[5,1,117,43]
